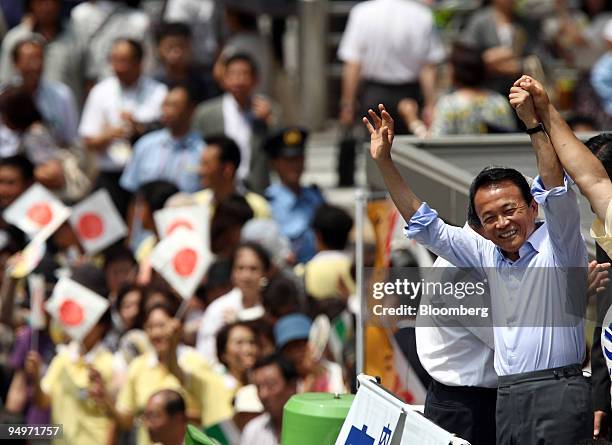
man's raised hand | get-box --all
[514,75,550,113]
[509,86,539,128]
[363,104,394,161]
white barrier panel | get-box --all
[335,375,470,445]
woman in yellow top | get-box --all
[93,301,233,444]
[25,310,116,445]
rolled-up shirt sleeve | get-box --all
[531,174,587,267]
[404,202,486,269]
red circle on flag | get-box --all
[78,213,104,240]
[26,203,53,227]
[59,299,84,326]
[166,219,194,236]
[173,248,198,277]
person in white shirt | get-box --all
[417,253,497,445]
[337,0,445,134]
[240,353,297,445]
[79,38,167,215]
[196,242,271,363]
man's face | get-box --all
[474,180,537,257]
[252,364,295,421]
[15,43,44,87]
[161,88,193,130]
[110,41,141,86]
[158,35,190,69]
[144,394,170,444]
[273,155,304,189]
[223,60,256,103]
[0,166,29,208]
[199,146,224,189]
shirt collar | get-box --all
[67,341,108,364]
[494,220,546,262]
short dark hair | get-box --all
[205,135,242,172]
[262,275,300,319]
[136,180,179,213]
[312,204,353,250]
[0,155,35,182]
[210,195,254,254]
[0,87,43,131]
[151,389,186,417]
[216,321,256,366]
[112,38,145,62]
[231,241,272,273]
[468,167,534,228]
[102,243,135,270]
[169,83,199,106]
[225,52,258,78]
[252,352,298,383]
[12,36,45,63]
[586,133,612,180]
[450,42,485,88]
[567,115,597,131]
[154,21,192,44]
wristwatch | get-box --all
[525,122,546,135]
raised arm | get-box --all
[508,83,563,189]
[363,104,423,222]
[517,75,612,221]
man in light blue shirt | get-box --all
[364,92,591,444]
[120,85,203,194]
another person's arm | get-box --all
[517,75,612,222]
[24,351,51,409]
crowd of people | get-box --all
[0,1,611,445]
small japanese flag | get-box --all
[150,228,210,299]
[153,205,209,248]
[45,277,109,343]
[3,183,70,239]
[69,190,127,254]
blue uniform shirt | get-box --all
[266,182,324,263]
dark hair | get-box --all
[467,167,533,228]
[154,21,192,44]
[115,283,145,329]
[231,241,272,273]
[450,42,485,88]
[196,258,233,303]
[112,38,145,62]
[225,7,258,31]
[567,115,597,131]
[216,321,256,367]
[169,83,199,106]
[262,275,300,320]
[12,36,45,64]
[205,135,242,172]
[71,263,109,297]
[252,353,298,383]
[143,301,175,324]
[150,389,186,417]
[586,133,612,180]
[0,155,35,182]
[102,243,135,270]
[137,180,179,213]
[0,87,43,131]
[312,204,353,251]
[210,195,254,254]
[225,52,258,78]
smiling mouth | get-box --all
[499,229,517,240]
